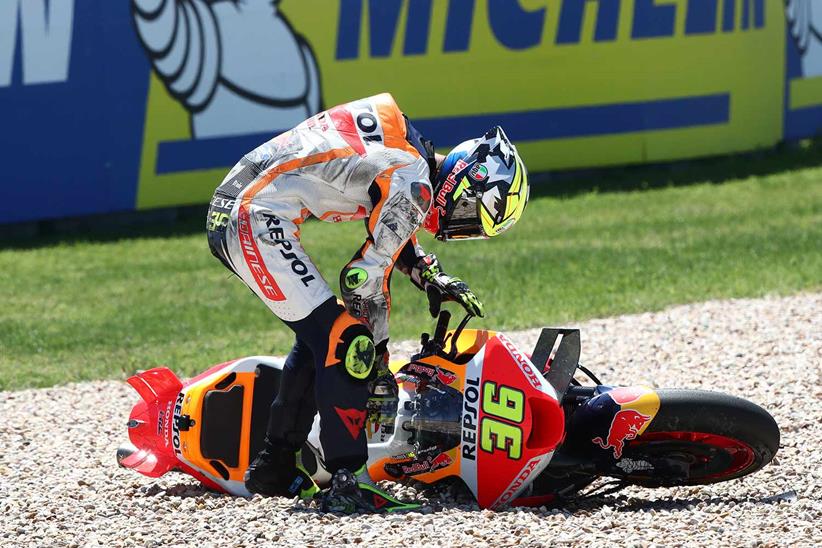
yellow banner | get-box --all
[136,0,792,208]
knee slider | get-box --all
[325,311,375,381]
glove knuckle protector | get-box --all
[325,310,375,381]
[412,253,484,316]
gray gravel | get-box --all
[1,293,820,547]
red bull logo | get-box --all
[592,409,652,459]
[404,363,457,386]
[436,369,457,386]
[430,452,453,472]
[392,450,453,476]
[607,386,649,405]
[407,363,435,377]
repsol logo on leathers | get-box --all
[462,375,480,461]
[261,213,316,287]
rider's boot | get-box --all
[292,447,320,500]
[245,441,319,500]
[320,465,421,513]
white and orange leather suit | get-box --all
[207,93,434,343]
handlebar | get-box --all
[433,310,451,344]
[417,306,475,360]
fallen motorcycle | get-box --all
[117,310,780,509]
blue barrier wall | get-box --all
[1,1,821,224]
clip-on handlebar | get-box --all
[418,287,475,359]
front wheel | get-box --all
[618,389,780,486]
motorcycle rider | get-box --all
[206,93,529,513]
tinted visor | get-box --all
[437,192,487,241]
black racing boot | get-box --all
[245,443,319,500]
[320,465,421,513]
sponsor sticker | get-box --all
[497,333,543,390]
[469,163,488,182]
[343,267,369,290]
[592,409,652,459]
[492,454,545,507]
[616,458,654,473]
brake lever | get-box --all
[447,312,474,358]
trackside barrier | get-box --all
[1,1,820,224]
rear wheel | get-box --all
[620,389,779,486]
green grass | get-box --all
[1,145,820,390]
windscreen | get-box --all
[411,384,463,452]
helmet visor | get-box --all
[437,191,487,241]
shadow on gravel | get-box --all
[137,481,218,499]
[132,480,794,516]
[3,138,820,250]
[564,493,793,514]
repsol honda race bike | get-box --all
[117,310,780,509]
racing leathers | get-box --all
[206,93,469,477]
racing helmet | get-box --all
[424,127,529,241]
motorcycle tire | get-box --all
[619,389,779,486]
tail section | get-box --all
[121,367,184,478]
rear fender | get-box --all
[564,386,661,461]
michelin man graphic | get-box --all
[132,0,322,139]
[786,0,822,77]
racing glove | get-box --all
[367,340,398,425]
[410,254,485,318]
